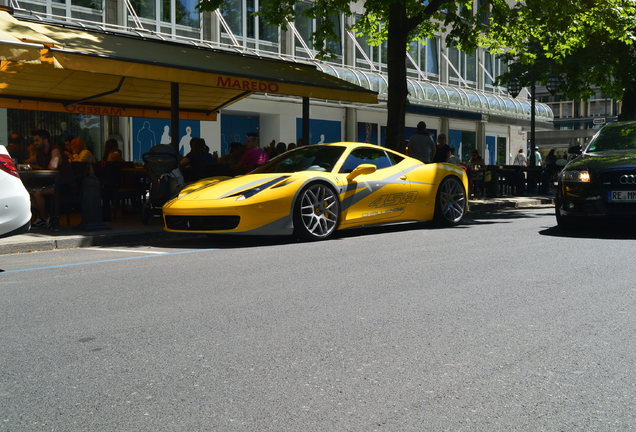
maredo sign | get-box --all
[216,75,280,93]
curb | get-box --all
[0,230,190,255]
[469,197,554,212]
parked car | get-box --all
[0,145,31,238]
[556,120,636,229]
[163,142,468,240]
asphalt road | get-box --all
[1,208,634,432]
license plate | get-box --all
[608,191,636,201]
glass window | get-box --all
[130,0,155,19]
[426,37,439,75]
[295,1,314,50]
[161,0,199,27]
[484,52,494,86]
[449,46,460,80]
[339,147,394,173]
[72,0,102,9]
[466,50,476,83]
[253,145,346,173]
[324,14,342,56]
[221,0,243,36]
[586,123,636,152]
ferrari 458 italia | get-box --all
[163,142,468,240]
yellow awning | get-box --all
[0,10,377,121]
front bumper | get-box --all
[557,182,636,218]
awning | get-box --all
[0,10,377,121]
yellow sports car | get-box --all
[163,142,468,240]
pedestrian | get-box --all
[513,148,527,166]
[408,121,436,163]
[447,147,461,165]
[432,133,452,163]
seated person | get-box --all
[25,129,76,228]
[68,137,96,163]
[6,132,26,163]
[102,138,124,162]
[180,137,216,182]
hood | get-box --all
[176,174,293,201]
[565,151,636,172]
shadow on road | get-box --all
[540,221,636,240]
[148,209,552,250]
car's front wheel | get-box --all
[555,197,578,230]
[434,176,467,226]
[293,182,340,240]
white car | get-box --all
[0,145,31,238]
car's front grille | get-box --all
[600,169,636,186]
[165,215,240,231]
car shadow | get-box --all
[149,209,550,249]
[540,221,636,240]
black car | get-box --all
[556,120,636,228]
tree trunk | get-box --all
[619,79,636,121]
[385,2,409,152]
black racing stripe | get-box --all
[228,175,291,198]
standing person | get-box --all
[234,132,268,174]
[533,147,543,166]
[542,148,558,194]
[432,133,452,163]
[512,148,528,195]
[25,129,75,228]
[513,148,527,166]
[408,121,436,163]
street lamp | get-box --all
[546,74,561,96]
[507,77,522,98]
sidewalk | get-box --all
[0,195,554,255]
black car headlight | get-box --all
[560,170,591,183]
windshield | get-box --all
[586,122,636,152]
[251,145,346,174]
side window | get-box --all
[339,148,394,173]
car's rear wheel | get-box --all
[293,182,340,240]
[434,176,466,226]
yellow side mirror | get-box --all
[346,164,377,181]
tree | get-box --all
[197,0,508,150]
[485,0,636,120]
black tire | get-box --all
[555,199,578,230]
[434,176,467,226]
[293,182,340,240]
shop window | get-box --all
[7,110,103,161]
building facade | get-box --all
[536,86,621,157]
[1,0,553,165]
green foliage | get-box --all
[484,0,636,105]
[198,1,504,58]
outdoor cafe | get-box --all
[0,7,376,229]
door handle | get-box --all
[400,175,407,180]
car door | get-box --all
[337,147,412,226]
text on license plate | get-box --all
[608,191,636,201]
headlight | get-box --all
[560,170,591,183]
